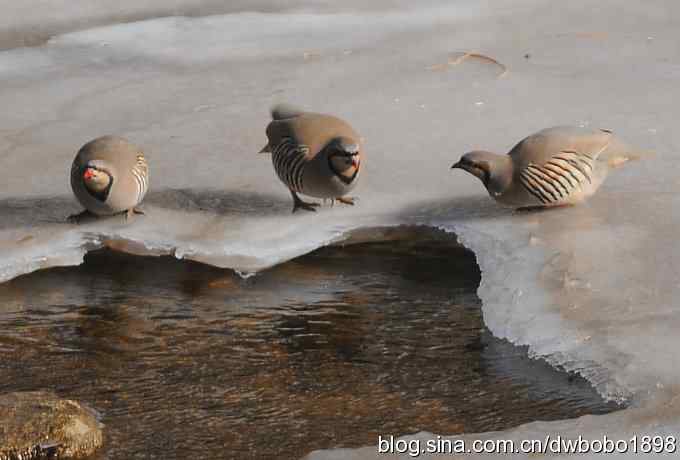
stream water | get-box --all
[0,228,620,459]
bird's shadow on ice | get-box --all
[0,196,81,230]
[396,194,602,225]
[0,189,291,230]
[145,188,293,216]
[0,191,601,232]
[396,194,514,223]
[396,194,615,245]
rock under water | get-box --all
[0,391,103,460]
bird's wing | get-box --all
[518,149,596,205]
[130,153,149,201]
[267,115,326,160]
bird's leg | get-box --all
[67,210,95,224]
[336,196,356,206]
[290,190,319,213]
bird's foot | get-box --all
[293,199,320,213]
[133,207,145,215]
[291,190,320,213]
[291,196,319,213]
[336,196,356,206]
[67,210,96,224]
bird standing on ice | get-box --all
[451,126,637,209]
[69,136,149,221]
[260,104,363,213]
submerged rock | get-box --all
[0,391,103,460]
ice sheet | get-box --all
[0,0,335,49]
[1,0,680,458]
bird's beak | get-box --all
[83,169,94,180]
[451,161,462,170]
[259,144,271,154]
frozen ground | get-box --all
[1,0,679,458]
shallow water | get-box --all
[0,230,619,459]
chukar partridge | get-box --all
[260,104,363,213]
[69,136,149,221]
[452,126,636,208]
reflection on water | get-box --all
[0,228,620,459]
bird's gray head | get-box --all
[451,150,512,195]
[82,160,115,199]
[327,137,361,184]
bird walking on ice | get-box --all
[260,104,363,213]
[69,135,149,222]
[452,126,639,209]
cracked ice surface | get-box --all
[1,0,680,458]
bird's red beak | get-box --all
[83,169,94,180]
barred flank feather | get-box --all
[131,154,149,203]
[519,150,594,205]
[271,137,309,193]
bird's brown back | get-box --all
[508,126,612,170]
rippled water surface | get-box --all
[0,229,620,459]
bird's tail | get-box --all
[595,133,655,169]
[606,149,655,169]
[271,103,304,120]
